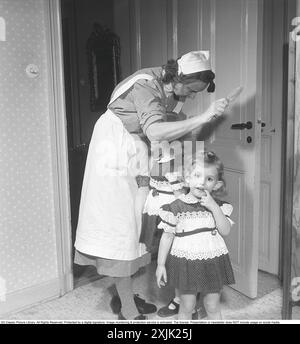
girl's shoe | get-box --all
[157,299,200,319]
[118,312,147,320]
[157,299,179,317]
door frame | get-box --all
[47,0,297,315]
[281,30,295,320]
[45,0,73,295]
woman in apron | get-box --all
[74,50,229,320]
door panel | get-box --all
[140,0,168,67]
[177,0,201,56]
[205,0,263,298]
[224,170,244,268]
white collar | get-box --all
[179,193,201,204]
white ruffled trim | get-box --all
[220,203,233,217]
[170,182,185,191]
[178,193,200,204]
[220,203,234,225]
[170,247,228,260]
[165,172,181,183]
[178,194,234,225]
[143,192,176,216]
[150,178,172,191]
[177,210,212,220]
[157,221,176,234]
[159,208,177,226]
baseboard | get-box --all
[0,278,61,318]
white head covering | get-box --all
[177,50,211,75]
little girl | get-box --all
[156,151,235,320]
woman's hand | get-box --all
[156,265,167,288]
[204,98,229,121]
[199,190,219,212]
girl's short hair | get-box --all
[162,59,215,93]
[184,151,227,197]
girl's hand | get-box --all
[199,190,218,212]
[156,265,167,288]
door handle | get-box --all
[231,121,253,130]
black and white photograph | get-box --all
[0,0,300,326]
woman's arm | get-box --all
[146,98,228,142]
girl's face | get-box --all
[187,164,222,198]
[173,80,208,99]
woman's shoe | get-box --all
[110,294,157,314]
[134,294,157,314]
[192,310,198,320]
[118,312,147,320]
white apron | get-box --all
[74,74,153,261]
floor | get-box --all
[2,261,300,321]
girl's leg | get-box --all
[178,293,197,320]
[203,293,222,320]
[173,288,181,306]
[113,277,140,319]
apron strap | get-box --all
[108,73,154,106]
[109,73,184,115]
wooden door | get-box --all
[204,0,263,298]
[129,0,264,298]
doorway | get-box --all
[60,0,118,287]
[59,0,286,300]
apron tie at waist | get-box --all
[175,227,218,237]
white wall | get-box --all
[0,0,61,315]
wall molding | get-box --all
[44,0,73,296]
[0,278,61,317]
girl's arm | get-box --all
[156,232,175,288]
[200,190,232,236]
[157,232,175,265]
[210,205,231,236]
